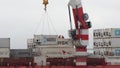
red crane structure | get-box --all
[68,0,91,68]
[43,0,91,68]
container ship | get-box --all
[0,0,120,68]
[1,34,120,68]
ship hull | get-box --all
[1,65,120,68]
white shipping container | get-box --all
[103,29,111,38]
[114,48,120,56]
[93,39,98,47]
[111,28,120,37]
[94,29,111,38]
[94,28,120,38]
[111,38,120,47]
[100,38,120,47]
[94,38,120,47]
[93,28,120,48]
[93,29,102,38]
[103,38,111,47]
[0,48,10,58]
[95,29,105,38]
[0,38,10,48]
[93,39,103,47]
[34,45,75,58]
[34,35,58,45]
[57,38,72,45]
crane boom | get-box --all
[68,0,91,40]
[68,0,91,68]
[69,1,88,28]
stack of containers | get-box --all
[93,28,120,56]
[27,35,75,66]
[111,28,120,56]
[93,29,104,51]
[0,38,10,58]
[27,35,72,49]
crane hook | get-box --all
[43,0,48,11]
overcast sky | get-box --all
[0,0,120,49]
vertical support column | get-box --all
[75,29,88,68]
[68,0,90,68]
[75,46,87,68]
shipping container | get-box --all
[104,38,110,46]
[111,38,120,47]
[0,48,10,58]
[93,29,103,38]
[0,38,10,48]
[94,38,120,47]
[115,49,120,56]
[93,28,120,57]
[111,28,120,37]
[27,35,72,48]
[10,49,33,58]
[57,38,72,45]
[33,35,58,45]
[94,28,120,39]
[34,45,75,58]
[103,29,111,38]
[93,39,104,47]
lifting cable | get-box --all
[45,12,58,35]
[34,12,46,34]
[34,11,58,35]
